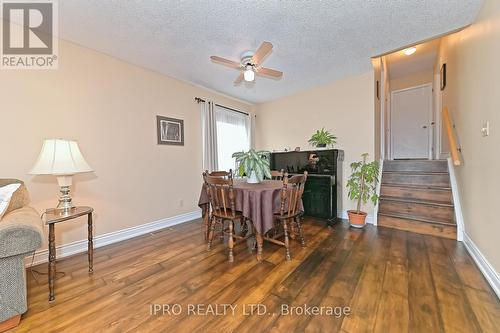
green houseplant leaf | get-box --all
[308,128,337,147]
[346,153,380,214]
[231,149,271,183]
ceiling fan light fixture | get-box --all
[403,47,417,56]
[211,42,281,84]
[243,66,255,82]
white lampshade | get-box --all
[30,139,93,176]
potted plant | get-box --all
[308,128,337,148]
[232,149,272,183]
[346,153,380,228]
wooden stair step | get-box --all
[379,196,454,207]
[379,198,455,223]
[382,171,449,175]
[383,160,448,173]
[378,211,455,226]
[380,184,453,204]
[380,183,452,190]
[378,162,456,239]
[378,213,457,239]
[382,172,451,187]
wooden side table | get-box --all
[43,206,94,302]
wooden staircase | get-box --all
[378,160,457,239]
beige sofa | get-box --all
[0,179,43,331]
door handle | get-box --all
[423,125,428,129]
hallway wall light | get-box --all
[403,47,417,56]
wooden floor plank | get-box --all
[122,243,279,332]
[60,241,250,332]
[425,235,483,333]
[373,229,409,333]
[339,226,393,332]
[268,224,360,332]
[304,226,378,332]
[406,233,444,332]
[10,218,499,333]
[441,238,500,331]
[235,222,352,332]
[198,221,334,333]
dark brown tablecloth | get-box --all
[198,179,302,234]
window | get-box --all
[215,106,250,172]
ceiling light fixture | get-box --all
[403,47,417,56]
[243,65,255,82]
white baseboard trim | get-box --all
[463,232,500,299]
[372,159,384,226]
[340,211,375,225]
[25,210,202,267]
[447,157,464,241]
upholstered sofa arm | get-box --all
[0,207,43,258]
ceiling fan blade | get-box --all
[210,56,241,69]
[257,67,283,78]
[234,73,244,85]
[251,42,273,65]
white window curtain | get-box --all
[215,105,250,172]
[201,101,218,171]
[200,100,250,172]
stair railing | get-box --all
[442,107,462,166]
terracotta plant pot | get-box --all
[347,210,367,228]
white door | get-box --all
[391,84,432,159]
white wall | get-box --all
[255,71,375,216]
[390,70,434,92]
[0,39,252,249]
[438,0,500,273]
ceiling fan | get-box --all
[210,41,283,85]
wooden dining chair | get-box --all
[202,170,232,238]
[202,172,251,262]
[208,170,232,179]
[270,169,284,181]
[265,171,308,261]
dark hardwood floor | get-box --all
[11,218,500,332]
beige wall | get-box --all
[254,71,375,217]
[390,70,434,92]
[0,39,252,249]
[438,0,500,272]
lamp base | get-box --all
[56,176,75,214]
[57,185,75,214]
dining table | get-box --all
[198,179,302,261]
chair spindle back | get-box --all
[203,171,236,218]
[279,171,308,218]
[208,170,232,179]
[270,169,285,181]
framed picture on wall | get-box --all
[156,116,184,145]
[440,63,447,91]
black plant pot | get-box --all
[317,144,327,148]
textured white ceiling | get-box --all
[59,0,483,103]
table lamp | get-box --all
[30,139,93,213]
